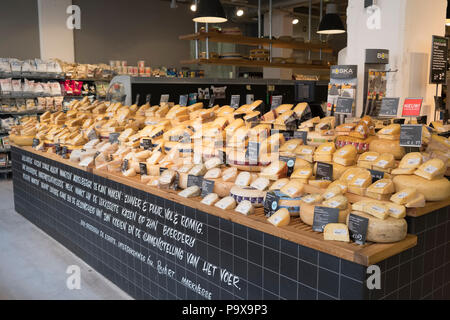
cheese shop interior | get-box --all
[1,0,450,303]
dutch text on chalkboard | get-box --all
[201,179,215,198]
[32,138,40,148]
[139,163,148,176]
[264,192,280,218]
[348,214,369,245]
[335,97,354,115]
[316,162,333,181]
[400,125,423,147]
[312,206,340,233]
[187,175,203,189]
[379,98,400,117]
[369,169,384,183]
[430,35,448,84]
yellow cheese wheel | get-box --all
[369,138,405,160]
[347,211,407,243]
[392,175,450,202]
[13,135,34,146]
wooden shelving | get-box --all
[181,58,330,70]
[179,32,333,53]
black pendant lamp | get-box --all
[317,3,346,34]
[193,0,227,23]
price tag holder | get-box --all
[217,150,227,164]
[400,125,423,147]
[293,131,308,145]
[179,94,189,107]
[379,97,399,117]
[32,138,40,148]
[230,95,240,109]
[271,95,283,109]
[369,169,385,183]
[122,159,129,172]
[246,94,254,105]
[61,146,68,158]
[312,206,340,233]
[247,142,260,165]
[264,192,280,218]
[201,179,215,198]
[87,129,98,141]
[316,162,333,181]
[187,175,203,188]
[139,163,148,176]
[160,94,170,104]
[109,133,120,144]
[145,94,151,103]
[348,214,369,245]
[141,139,152,150]
[55,143,62,156]
[279,156,296,177]
[335,97,354,115]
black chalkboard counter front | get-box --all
[11,145,450,300]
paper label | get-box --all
[287,188,297,196]
[288,144,297,150]
[302,197,315,204]
[375,182,387,189]
[327,201,340,208]
[302,149,313,154]
[376,160,389,167]
[322,147,332,152]
[407,158,421,166]
[324,192,336,200]
[383,129,393,134]
[389,208,401,214]
[353,178,366,186]
[346,174,355,181]
[299,170,310,176]
[333,229,347,236]
[371,206,385,213]
[397,192,408,199]
[424,165,437,174]
[272,216,283,224]
[338,150,348,156]
[364,156,378,161]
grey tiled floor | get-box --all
[0,179,132,300]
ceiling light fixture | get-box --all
[190,3,197,12]
[193,0,228,23]
[292,18,299,25]
[236,8,244,17]
[317,3,346,34]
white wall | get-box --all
[340,0,446,119]
[38,0,75,62]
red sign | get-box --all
[402,98,423,117]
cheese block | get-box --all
[225,119,245,138]
[146,151,164,165]
[230,186,266,207]
[390,188,418,205]
[178,186,201,198]
[215,197,237,210]
[275,110,296,125]
[260,161,287,180]
[369,139,406,160]
[346,211,407,243]
[205,157,222,170]
[315,142,336,155]
[322,186,344,200]
[414,159,446,180]
[372,153,395,172]
[322,195,348,210]
[250,177,271,191]
[280,180,305,198]
[291,167,313,180]
[122,168,137,177]
[300,204,350,226]
[275,104,294,115]
[340,167,366,183]
[267,208,290,227]
[367,179,395,195]
[328,180,348,194]
[222,167,238,183]
[210,179,234,198]
[269,178,290,191]
[364,192,392,201]
[301,194,323,205]
[393,175,450,202]
[279,139,303,155]
[189,164,207,177]
[377,124,401,139]
[324,224,350,242]
[348,169,372,195]
[381,202,406,219]
[235,172,252,187]
[333,145,357,166]
[178,164,194,174]
[259,133,285,155]
[308,179,332,188]
[293,102,310,118]
[363,201,389,220]
[405,193,426,208]
[204,168,222,180]
[396,152,423,170]
[79,156,94,168]
[295,145,316,162]
[235,200,255,216]
[357,151,379,169]
[349,122,369,140]
[201,193,220,206]
[159,170,177,187]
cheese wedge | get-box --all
[414,159,446,180]
[235,200,255,215]
[367,179,395,195]
[204,168,222,180]
[201,193,220,206]
[293,102,310,118]
[377,124,401,139]
[324,224,350,242]
[235,172,252,187]
[260,161,287,180]
[275,104,294,115]
[308,179,332,188]
[405,193,426,208]
[250,177,271,191]
[267,208,291,227]
[280,139,303,154]
[301,194,323,205]
[269,178,290,191]
[322,186,344,200]
[280,180,305,199]
[390,188,418,205]
[295,145,316,162]
[364,202,389,220]
[147,151,164,165]
[222,167,238,183]
[333,145,357,166]
[205,157,222,170]
[328,180,348,193]
[381,202,406,219]
[357,151,379,169]
[340,167,366,183]
[189,164,207,177]
[348,169,372,189]
[372,153,395,171]
[179,186,201,198]
[215,197,237,210]
[322,195,348,210]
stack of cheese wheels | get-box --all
[369,124,406,160]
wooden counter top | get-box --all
[13,145,420,266]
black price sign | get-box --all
[430,35,448,84]
[187,175,203,188]
[109,133,120,144]
[279,156,296,177]
[61,146,68,158]
[312,206,340,233]
[335,97,354,115]
[369,169,384,183]
[348,214,369,245]
[400,125,423,147]
[139,163,148,176]
[379,98,399,117]
[160,94,169,104]
[271,95,283,109]
[145,94,151,103]
[55,144,62,155]
[122,159,129,172]
[230,95,240,109]
[208,95,216,108]
[316,162,333,181]
[293,131,308,145]
[141,139,152,150]
[246,94,254,105]
[264,192,280,218]
[87,129,98,141]
[159,167,168,175]
[247,142,260,165]
[32,138,40,148]
[201,179,215,198]
[179,94,189,107]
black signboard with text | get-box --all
[400,125,423,148]
[430,35,448,84]
[379,98,400,117]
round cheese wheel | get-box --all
[347,211,407,243]
[369,138,405,160]
[300,204,351,226]
[230,186,266,207]
[210,179,234,198]
[392,175,450,202]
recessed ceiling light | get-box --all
[292,18,299,25]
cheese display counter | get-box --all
[8,98,450,300]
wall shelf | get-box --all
[181,58,330,70]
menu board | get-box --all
[335,97,354,115]
[400,125,423,147]
[379,97,399,117]
[430,35,448,84]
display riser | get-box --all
[11,147,450,300]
